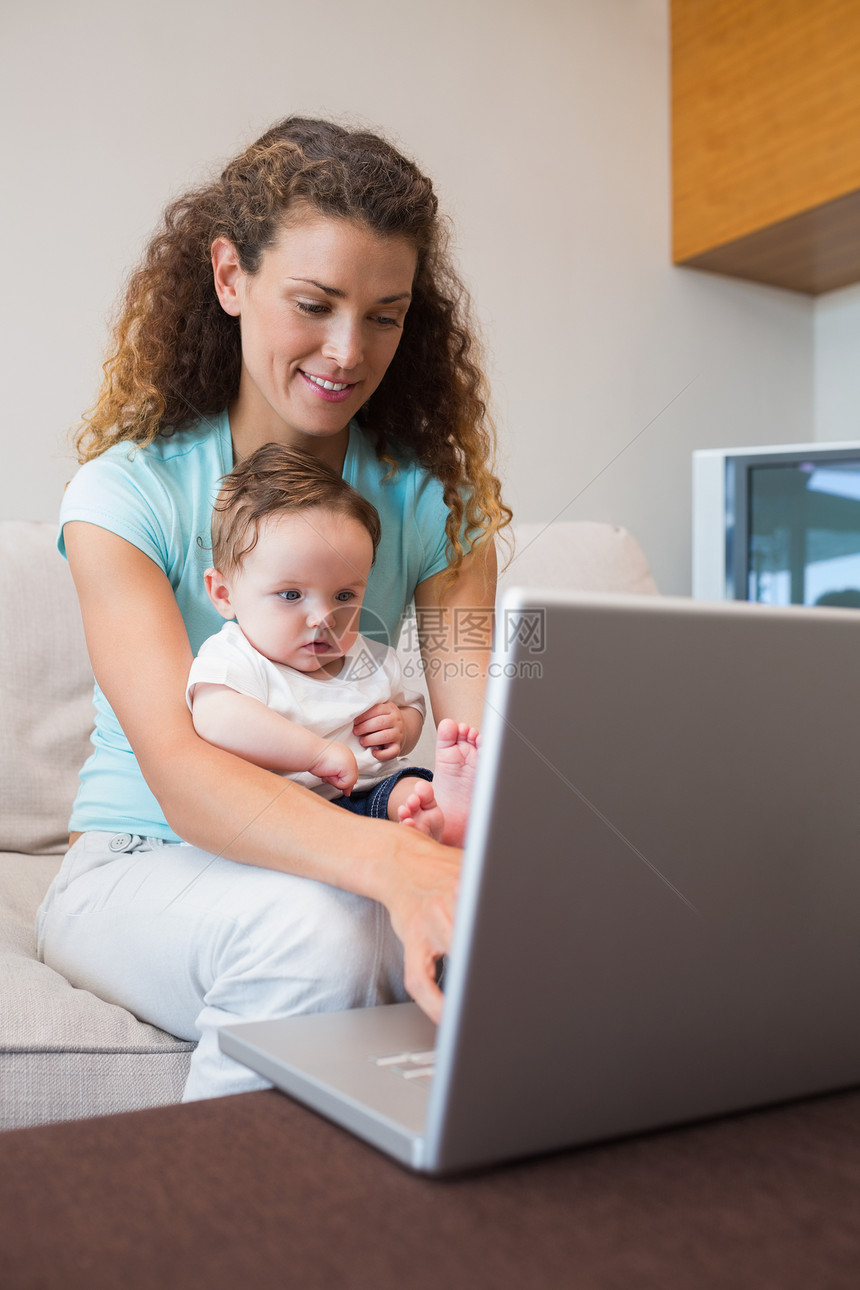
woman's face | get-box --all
[213,212,417,463]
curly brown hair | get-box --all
[77,116,511,578]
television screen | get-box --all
[744,459,860,607]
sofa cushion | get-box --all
[0,852,194,1129]
[0,521,95,855]
[498,521,659,597]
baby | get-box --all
[186,443,479,846]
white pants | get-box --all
[35,832,407,1101]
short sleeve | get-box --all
[58,449,173,572]
[186,626,270,710]
[409,471,472,585]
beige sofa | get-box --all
[0,518,658,1131]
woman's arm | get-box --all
[64,521,459,1021]
[414,538,498,729]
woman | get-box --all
[37,117,510,1100]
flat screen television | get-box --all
[692,441,860,607]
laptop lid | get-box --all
[421,588,860,1171]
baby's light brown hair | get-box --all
[210,442,382,576]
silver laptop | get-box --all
[219,588,860,1174]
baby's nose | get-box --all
[307,601,334,628]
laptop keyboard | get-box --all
[374,1050,436,1080]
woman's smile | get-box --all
[299,370,357,402]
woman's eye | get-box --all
[296,302,328,316]
[373,315,399,328]
[278,590,301,601]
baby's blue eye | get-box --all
[335,591,355,602]
[278,590,301,601]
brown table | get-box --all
[1,1086,859,1289]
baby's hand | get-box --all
[308,741,359,794]
[353,701,405,762]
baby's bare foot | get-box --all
[395,778,444,841]
[433,719,480,848]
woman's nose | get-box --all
[321,317,363,371]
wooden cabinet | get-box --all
[672,0,860,294]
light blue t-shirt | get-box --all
[58,410,455,840]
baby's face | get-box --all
[209,508,374,675]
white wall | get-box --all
[1,0,818,594]
[814,284,860,443]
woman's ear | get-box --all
[204,567,237,619]
[211,238,243,317]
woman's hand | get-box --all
[353,701,407,760]
[379,833,462,1024]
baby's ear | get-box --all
[204,567,236,620]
